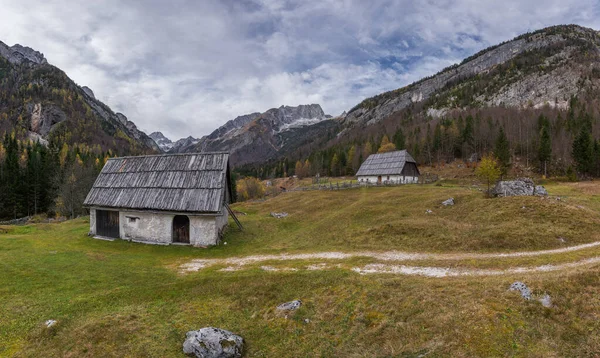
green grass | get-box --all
[227,184,600,254]
[2,183,600,356]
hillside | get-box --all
[3,181,600,356]
[0,41,158,219]
[0,41,158,153]
[236,25,600,180]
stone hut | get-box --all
[83,152,232,246]
[356,150,420,184]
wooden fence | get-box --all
[290,174,439,192]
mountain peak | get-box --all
[0,41,47,65]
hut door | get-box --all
[173,215,190,244]
[377,175,382,184]
[96,210,120,238]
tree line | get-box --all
[0,133,109,220]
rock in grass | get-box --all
[276,299,302,311]
[45,319,57,328]
[183,327,243,358]
[509,281,532,300]
[534,185,548,196]
[442,198,455,206]
[539,293,552,308]
[270,212,288,219]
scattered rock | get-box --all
[539,293,552,308]
[183,327,244,358]
[303,318,311,324]
[0,216,30,225]
[270,212,288,219]
[493,178,548,197]
[45,320,57,328]
[534,185,548,196]
[425,209,433,214]
[442,198,455,206]
[557,237,567,243]
[509,281,532,300]
[276,300,302,311]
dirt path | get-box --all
[179,241,600,276]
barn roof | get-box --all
[83,152,230,214]
[355,150,417,176]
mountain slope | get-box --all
[344,25,599,126]
[242,25,600,178]
[0,41,158,154]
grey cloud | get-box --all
[0,0,598,139]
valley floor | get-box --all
[2,181,600,356]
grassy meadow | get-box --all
[2,180,600,356]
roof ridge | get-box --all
[107,152,230,160]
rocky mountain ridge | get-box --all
[0,41,159,153]
[156,104,332,166]
[344,25,600,126]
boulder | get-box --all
[509,281,532,300]
[493,178,534,197]
[183,327,243,358]
[276,300,302,311]
[493,178,548,197]
[270,212,288,219]
[442,198,455,206]
[534,185,548,196]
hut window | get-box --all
[126,216,139,223]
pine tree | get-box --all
[538,125,551,177]
[393,128,406,150]
[494,127,510,177]
[572,126,594,176]
[462,114,474,154]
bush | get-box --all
[236,177,266,201]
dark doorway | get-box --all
[173,215,190,244]
[96,210,120,238]
[377,175,382,184]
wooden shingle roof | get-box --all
[355,150,417,176]
[83,152,230,213]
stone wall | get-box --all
[89,208,96,235]
[90,207,227,246]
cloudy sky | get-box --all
[0,0,599,139]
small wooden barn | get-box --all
[83,152,232,246]
[356,150,420,184]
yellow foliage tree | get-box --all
[303,159,311,177]
[475,154,501,197]
[236,177,266,201]
[59,143,69,167]
[377,135,397,153]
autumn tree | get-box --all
[361,141,372,163]
[236,177,265,201]
[475,155,501,197]
[377,135,396,153]
[346,146,356,175]
[295,160,304,178]
[330,153,340,176]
